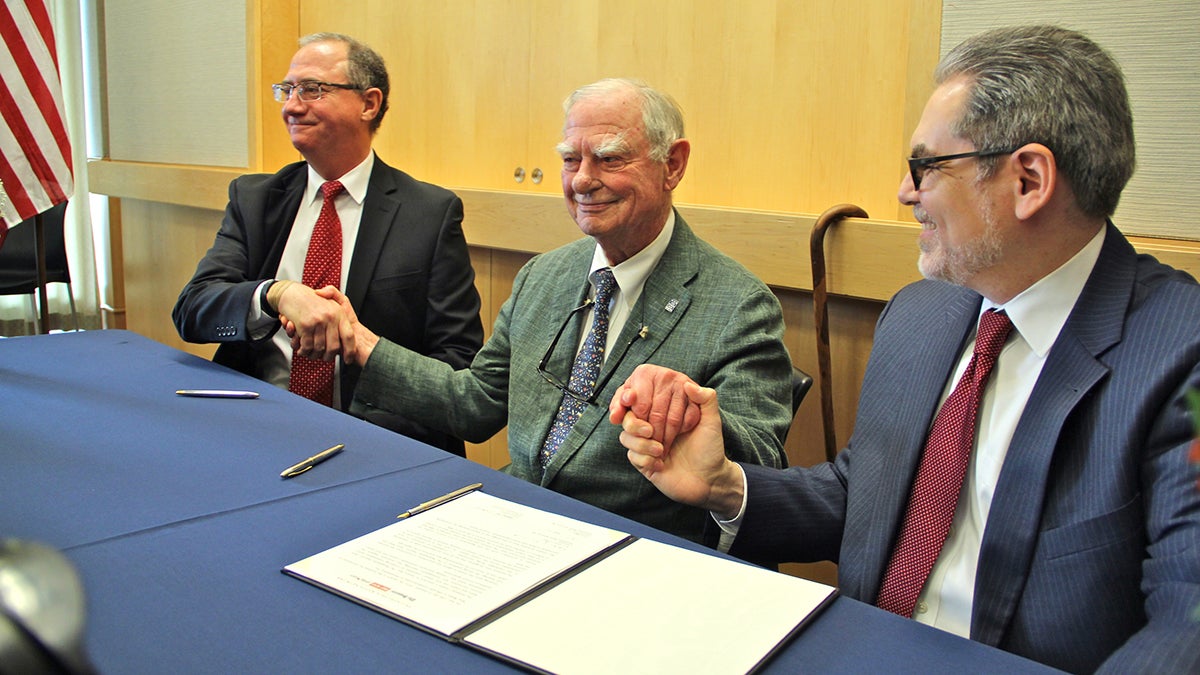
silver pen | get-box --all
[176,389,260,399]
[280,444,345,478]
[397,483,483,518]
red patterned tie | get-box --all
[288,180,344,406]
[876,309,1013,617]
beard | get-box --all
[915,205,1002,287]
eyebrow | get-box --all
[593,133,632,157]
[556,133,634,158]
[909,143,931,159]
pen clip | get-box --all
[283,464,313,478]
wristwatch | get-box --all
[259,280,277,316]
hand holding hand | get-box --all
[608,364,702,452]
[271,282,348,361]
[618,378,744,518]
[285,286,380,366]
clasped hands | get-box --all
[608,364,745,519]
[271,282,378,365]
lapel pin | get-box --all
[665,298,679,312]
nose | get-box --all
[898,169,918,206]
[571,157,600,194]
[281,89,307,115]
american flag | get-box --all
[0,0,74,249]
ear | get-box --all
[663,139,691,191]
[1010,143,1056,220]
[360,87,384,124]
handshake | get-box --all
[266,281,379,366]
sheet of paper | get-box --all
[464,537,836,674]
[285,490,629,636]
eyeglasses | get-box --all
[271,81,362,103]
[907,148,1018,190]
[537,299,647,405]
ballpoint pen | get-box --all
[397,483,483,518]
[280,444,345,478]
[176,389,260,399]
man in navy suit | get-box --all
[174,33,483,456]
[613,26,1200,673]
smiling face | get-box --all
[280,40,376,179]
[558,89,679,264]
[898,77,1009,289]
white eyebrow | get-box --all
[593,133,632,157]
[556,133,633,159]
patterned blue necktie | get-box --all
[539,267,618,467]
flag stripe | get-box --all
[0,0,73,229]
[0,3,71,169]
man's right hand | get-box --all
[618,379,745,519]
[285,286,380,366]
[271,281,349,362]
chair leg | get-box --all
[66,284,79,331]
[27,294,41,335]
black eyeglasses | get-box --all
[907,148,1018,190]
[537,299,647,405]
[271,81,363,102]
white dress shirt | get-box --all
[579,210,676,360]
[248,152,375,408]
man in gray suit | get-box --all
[315,78,792,545]
[615,26,1200,673]
[174,33,483,456]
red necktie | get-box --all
[876,309,1013,617]
[288,180,344,406]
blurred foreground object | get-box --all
[0,539,95,674]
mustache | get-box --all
[913,206,931,224]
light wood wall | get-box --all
[89,0,1200,586]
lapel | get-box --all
[970,223,1132,645]
[344,159,401,308]
[261,164,307,276]
[540,213,699,482]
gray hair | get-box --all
[300,32,390,133]
[563,78,685,162]
[935,25,1135,219]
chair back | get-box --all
[0,202,71,294]
[791,365,813,417]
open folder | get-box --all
[283,490,837,674]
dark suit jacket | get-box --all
[732,224,1200,673]
[352,214,793,544]
[173,157,484,455]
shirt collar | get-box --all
[587,209,676,309]
[984,227,1105,358]
[305,151,374,206]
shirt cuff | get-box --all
[247,279,277,339]
[711,464,749,549]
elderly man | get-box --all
[321,78,792,545]
[174,33,483,456]
[615,26,1200,673]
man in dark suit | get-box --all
[173,33,483,456]
[614,26,1200,673]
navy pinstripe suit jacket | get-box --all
[732,223,1200,673]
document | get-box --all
[284,490,837,673]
